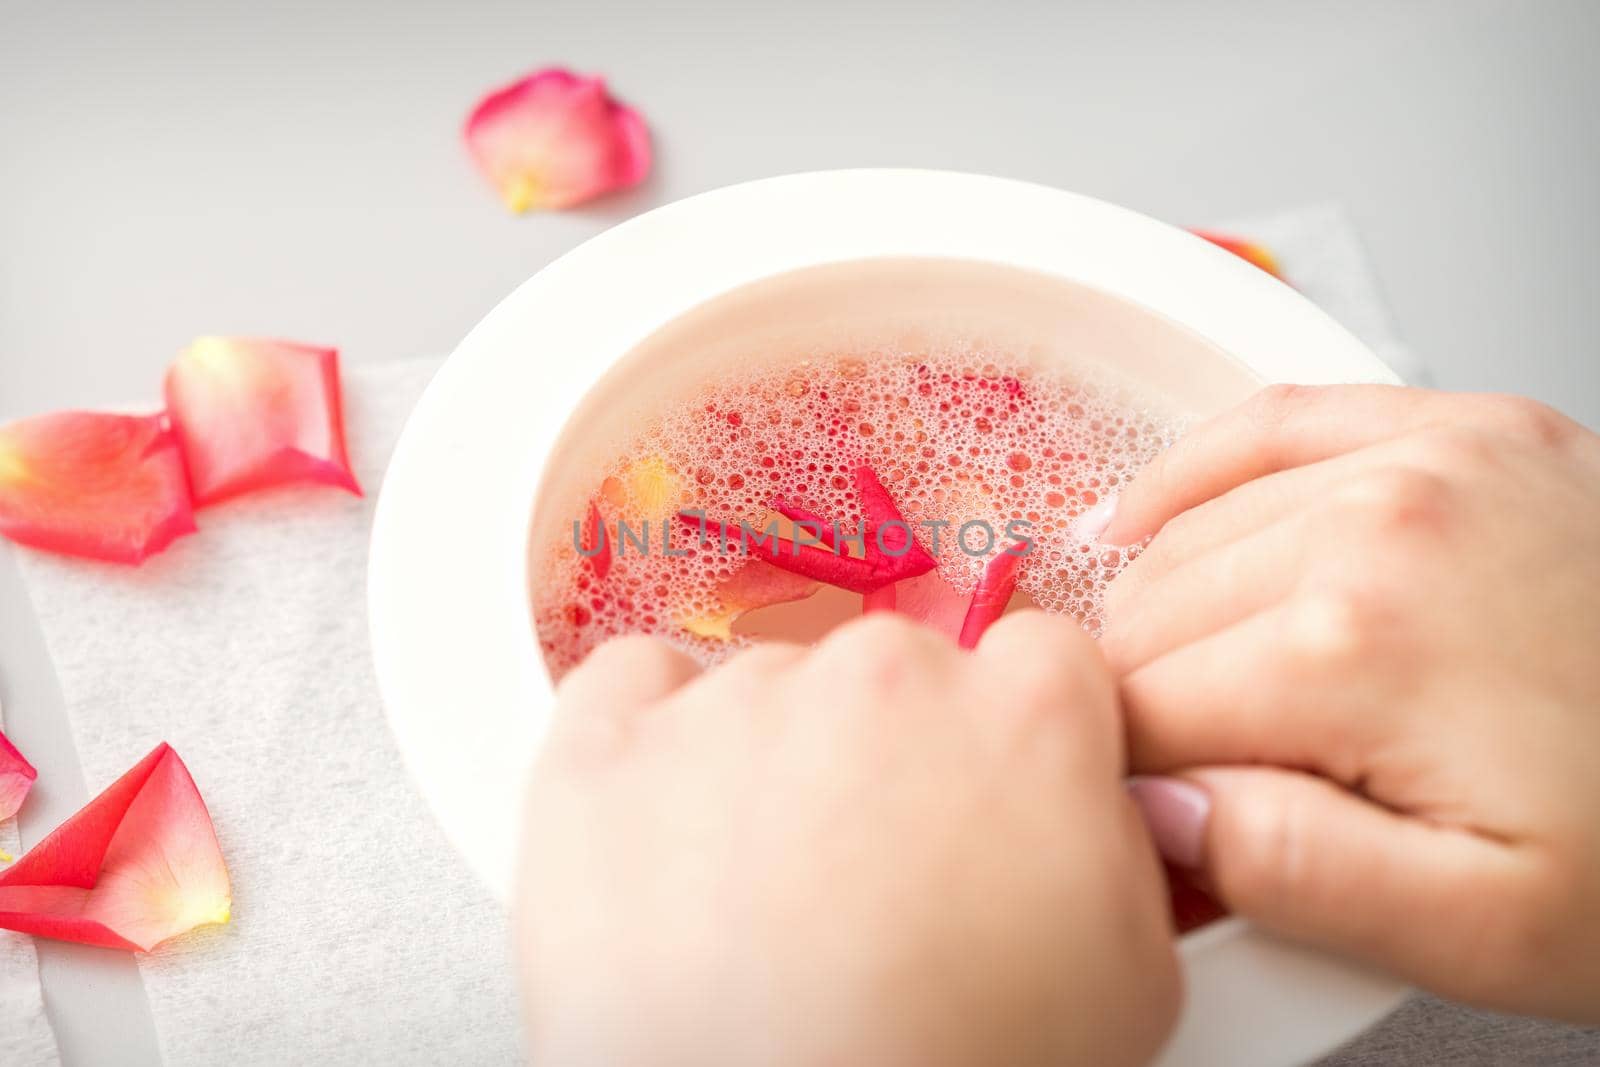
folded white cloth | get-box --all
[15,205,1593,1067]
[1213,203,1423,385]
[0,702,61,1067]
[14,359,522,1065]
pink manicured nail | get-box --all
[1072,494,1118,542]
[1127,776,1211,869]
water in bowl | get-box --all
[531,346,1183,675]
[526,258,1258,931]
[527,258,1259,676]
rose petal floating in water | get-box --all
[681,558,819,641]
[621,456,684,521]
[0,410,197,564]
[0,743,230,951]
[580,501,612,579]
[1190,229,1285,281]
[464,68,651,213]
[0,729,38,826]
[164,337,361,506]
[957,543,1027,649]
[680,466,936,596]
[890,569,972,639]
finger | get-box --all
[546,635,703,757]
[1106,439,1386,596]
[1104,384,1458,545]
[1135,767,1532,1008]
[803,611,958,691]
[556,634,704,709]
[1120,596,1393,780]
[1102,512,1307,675]
[1114,425,1488,592]
[975,609,1121,772]
[976,607,1104,679]
[680,639,807,711]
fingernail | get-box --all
[1127,776,1211,869]
[1072,494,1118,543]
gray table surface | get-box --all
[2,1,1597,1064]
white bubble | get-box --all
[533,347,1182,675]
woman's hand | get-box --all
[516,612,1180,1067]
[1102,384,1600,1020]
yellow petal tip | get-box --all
[682,614,735,641]
[503,176,540,214]
[0,442,25,485]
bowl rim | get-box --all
[369,167,1406,1060]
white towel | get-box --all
[0,702,61,1067]
[11,359,523,1064]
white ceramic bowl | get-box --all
[369,169,1408,1066]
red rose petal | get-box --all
[957,544,1026,649]
[680,465,936,595]
[580,500,612,579]
[1191,229,1285,281]
[0,411,197,564]
[163,337,361,506]
[1166,862,1227,933]
[0,743,230,951]
[772,499,842,551]
[0,729,37,824]
[464,67,651,213]
[861,585,897,613]
[890,569,971,639]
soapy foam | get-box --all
[532,347,1181,678]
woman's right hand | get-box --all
[1101,385,1600,1021]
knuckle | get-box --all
[723,640,800,676]
[1337,468,1455,544]
[715,642,801,693]
[576,632,677,679]
[1417,425,1499,469]
[1282,589,1380,671]
[1253,381,1313,415]
[1242,383,1313,439]
[974,610,1116,727]
[1003,648,1091,714]
[833,610,934,653]
[812,613,936,693]
[1481,394,1575,448]
[986,609,1102,673]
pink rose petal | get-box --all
[0,410,197,564]
[682,559,819,641]
[1190,229,1285,281]
[163,337,361,506]
[891,569,972,639]
[0,743,231,951]
[958,546,1026,649]
[0,729,37,824]
[464,67,651,213]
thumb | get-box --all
[1129,768,1529,1001]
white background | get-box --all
[3,0,1597,426]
